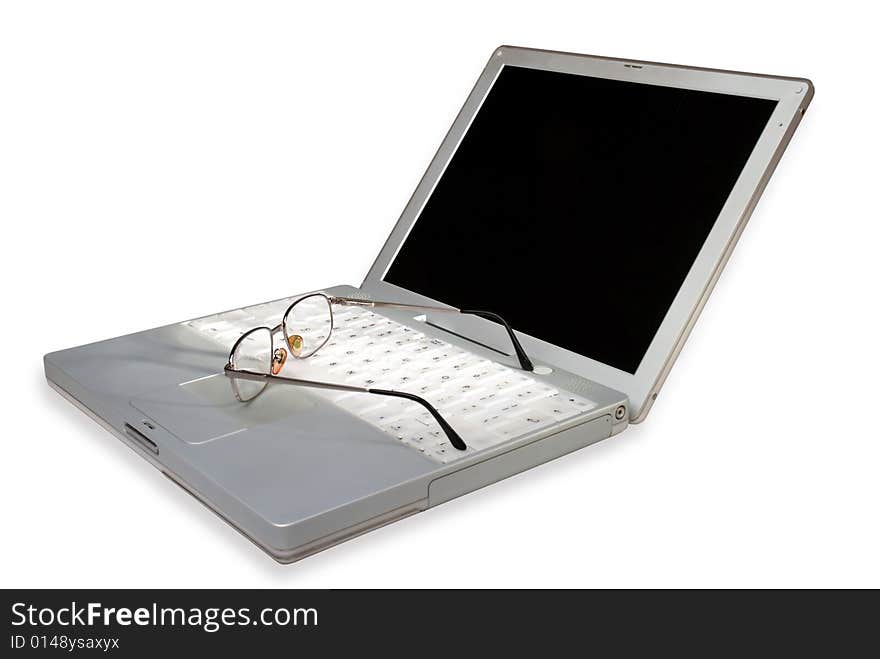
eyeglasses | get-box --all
[223,293,535,452]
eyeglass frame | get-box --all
[224,293,537,452]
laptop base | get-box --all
[45,284,628,562]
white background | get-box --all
[2,1,877,588]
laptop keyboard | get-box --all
[182,296,596,463]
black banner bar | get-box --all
[2,589,876,655]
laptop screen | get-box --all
[383,65,778,374]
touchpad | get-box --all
[130,374,318,444]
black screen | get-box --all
[384,66,777,374]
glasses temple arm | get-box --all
[458,310,533,372]
[367,389,466,451]
[223,365,467,450]
[330,297,534,372]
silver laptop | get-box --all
[44,46,813,563]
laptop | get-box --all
[44,46,813,563]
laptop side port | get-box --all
[124,423,159,455]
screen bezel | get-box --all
[361,46,813,423]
